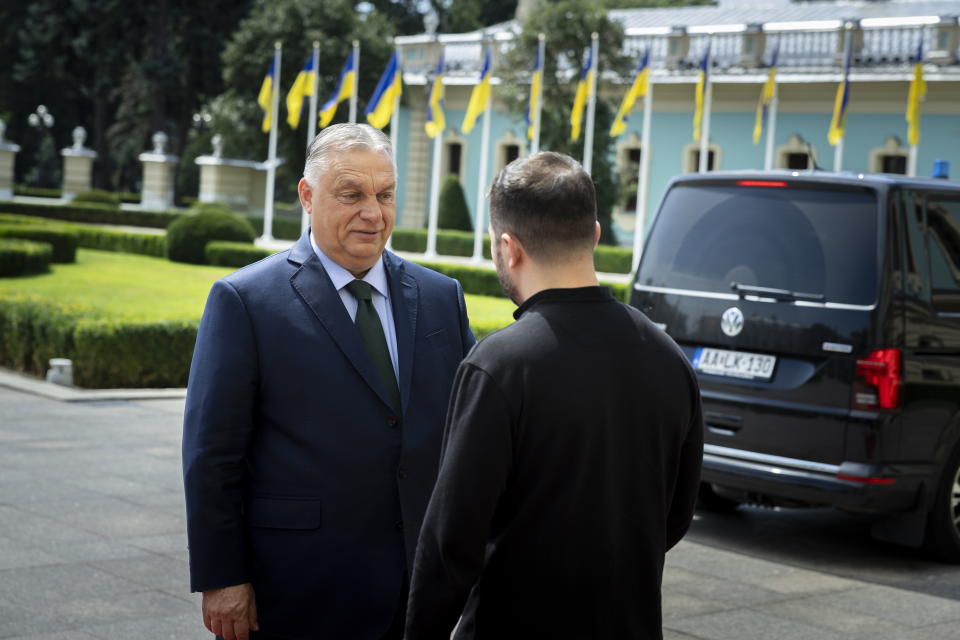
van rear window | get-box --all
[637,184,879,306]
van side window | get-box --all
[925,196,960,314]
[902,190,930,301]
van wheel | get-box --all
[697,483,741,514]
[924,445,960,563]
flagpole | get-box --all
[349,40,360,124]
[262,41,281,243]
[698,38,713,173]
[303,41,320,234]
[834,26,852,172]
[387,41,401,251]
[908,145,918,177]
[764,85,778,170]
[472,45,493,263]
[425,133,442,259]
[631,76,654,275]
[583,32,599,176]
[531,33,545,156]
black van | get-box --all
[629,171,960,560]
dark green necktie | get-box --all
[346,279,401,413]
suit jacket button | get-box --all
[387,416,398,428]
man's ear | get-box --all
[297,178,313,213]
[500,232,525,268]
[594,221,601,248]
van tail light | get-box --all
[855,349,901,409]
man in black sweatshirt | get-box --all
[405,151,703,640]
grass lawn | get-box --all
[0,249,516,330]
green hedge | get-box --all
[247,215,302,241]
[0,225,77,263]
[393,228,632,274]
[166,210,256,264]
[205,241,272,268]
[0,239,52,277]
[393,229,490,259]
[75,227,166,257]
[13,185,62,199]
[411,260,629,302]
[0,294,197,388]
[0,213,165,258]
[73,189,121,208]
[0,200,182,228]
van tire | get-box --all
[924,445,960,563]
[697,482,741,514]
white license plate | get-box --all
[692,347,777,381]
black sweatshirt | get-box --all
[406,286,704,640]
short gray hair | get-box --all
[303,123,395,186]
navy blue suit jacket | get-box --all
[182,231,475,639]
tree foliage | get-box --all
[2,0,251,193]
[500,0,632,245]
[199,0,398,204]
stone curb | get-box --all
[0,367,185,403]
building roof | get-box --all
[395,0,960,82]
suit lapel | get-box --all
[385,250,418,416]
[288,233,397,412]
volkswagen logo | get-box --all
[721,307,744,337]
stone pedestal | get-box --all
[194,136,282,216]
[0,144,19,201]
[61,127,96,201]
[0,119,20,200]
[139,154,178,209]
[138,131,178,210]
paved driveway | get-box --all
[0,386,958,639]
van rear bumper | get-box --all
[702,444,931,512]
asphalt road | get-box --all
[687,503,960,601]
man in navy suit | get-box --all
[182,123,475,640]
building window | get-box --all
[785,153,810,170]
[683,142,720,173]
[869,136,908,175]
[503,144,520,166]
[447,142,462,176]
[495,131,525,173]
[776,133,816,170]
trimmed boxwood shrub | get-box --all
[73,189,120,208]
[438,176,473,231]
[166,210,256,264]
[0,200,182,228]
[411,260,628,302]
[13,185,63,199]
[75,227,166,257]
[0,225,77,263]
[247,215,302,241]
[0,239,52,276]
[206,241,272,268]
[0,294,198,388]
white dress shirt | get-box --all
[311,235,399,379]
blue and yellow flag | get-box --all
[828,37,853,146]
[569,46,594,141]
[365,52,402,130]
[286,55,317,129]
[693,43,711,142]
[257,59,276,133]
[462,49,492,134]
[610,48,650,138]
[906,40,926,147]
[525,46,543,140]
[319,52,357,128]
[752,41,779,145]
[425,50,446,139]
